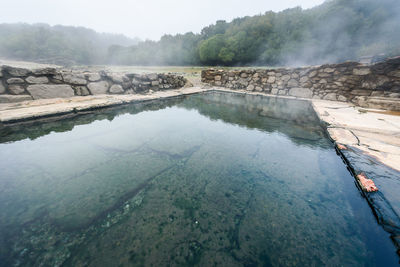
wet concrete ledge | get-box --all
[0,87,211,123]
[0,86,399,258]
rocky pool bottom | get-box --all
[0,92,399,266]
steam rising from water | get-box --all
[279,0,400,67]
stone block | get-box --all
[281,75,290,82]
[109,84,124,94]
[288,87,313,98]
[88,81,109,95]
[3,66,31,76]
[371,91,385,97]
[27,84,75,99]
[32,68,57,75]
[7,78,25,84]
[389,93,400,98]
[350,90,372,96]
[334,81,343,87]
[147,73,158,81]
[8,85,25,95]
[0,82,5,94]
[0,95,32,103]
[355,97,400,111]
[246,84,255,91]
[109,74,125,83]
[309,71,317,78]
[63,74,87,85]
[238,78,248,87]
[353,68,371,75]
[300,76,309,83]
[73,86,90,96]
[86,73,101,82]
[319,79,328,84]
[278,89,287,95]
[267,76,276,83]
[52,74,63,82]
[324,68,335,73]
[388,70,400,78]
[318,72,330,78]
[26,76,49,84]
[323,93,337,101]
[287,79,299,87]
[312,95,322,99]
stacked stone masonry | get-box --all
[0,65,188,103]
[202,57,400,111]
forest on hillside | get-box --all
[0,23,140,66]
[1,0,399,66]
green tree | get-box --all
[198,34,226,64]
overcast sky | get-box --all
[1,0,325,40]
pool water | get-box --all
[0,92,398,266]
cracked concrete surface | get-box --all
[311,100,400,172]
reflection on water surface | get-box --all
[0,92,398,266]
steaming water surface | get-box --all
[0,92,398,266]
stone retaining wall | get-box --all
[0,66,189,103]
[202,57,400,110]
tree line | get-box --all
[1,0,399,66]
[0,23,140,66]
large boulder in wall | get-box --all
[27,84,75,99]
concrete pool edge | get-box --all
[0,86,399,258]
[0,87,212,123]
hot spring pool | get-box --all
[0,92,398,266]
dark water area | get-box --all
[340,146,400,255]
[0,92,398,266]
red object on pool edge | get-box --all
[337,143,347,150]
[357,173,379,192]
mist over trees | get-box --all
[1,0,399,67]
[115,0,400,66]
[0,23,140,65]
